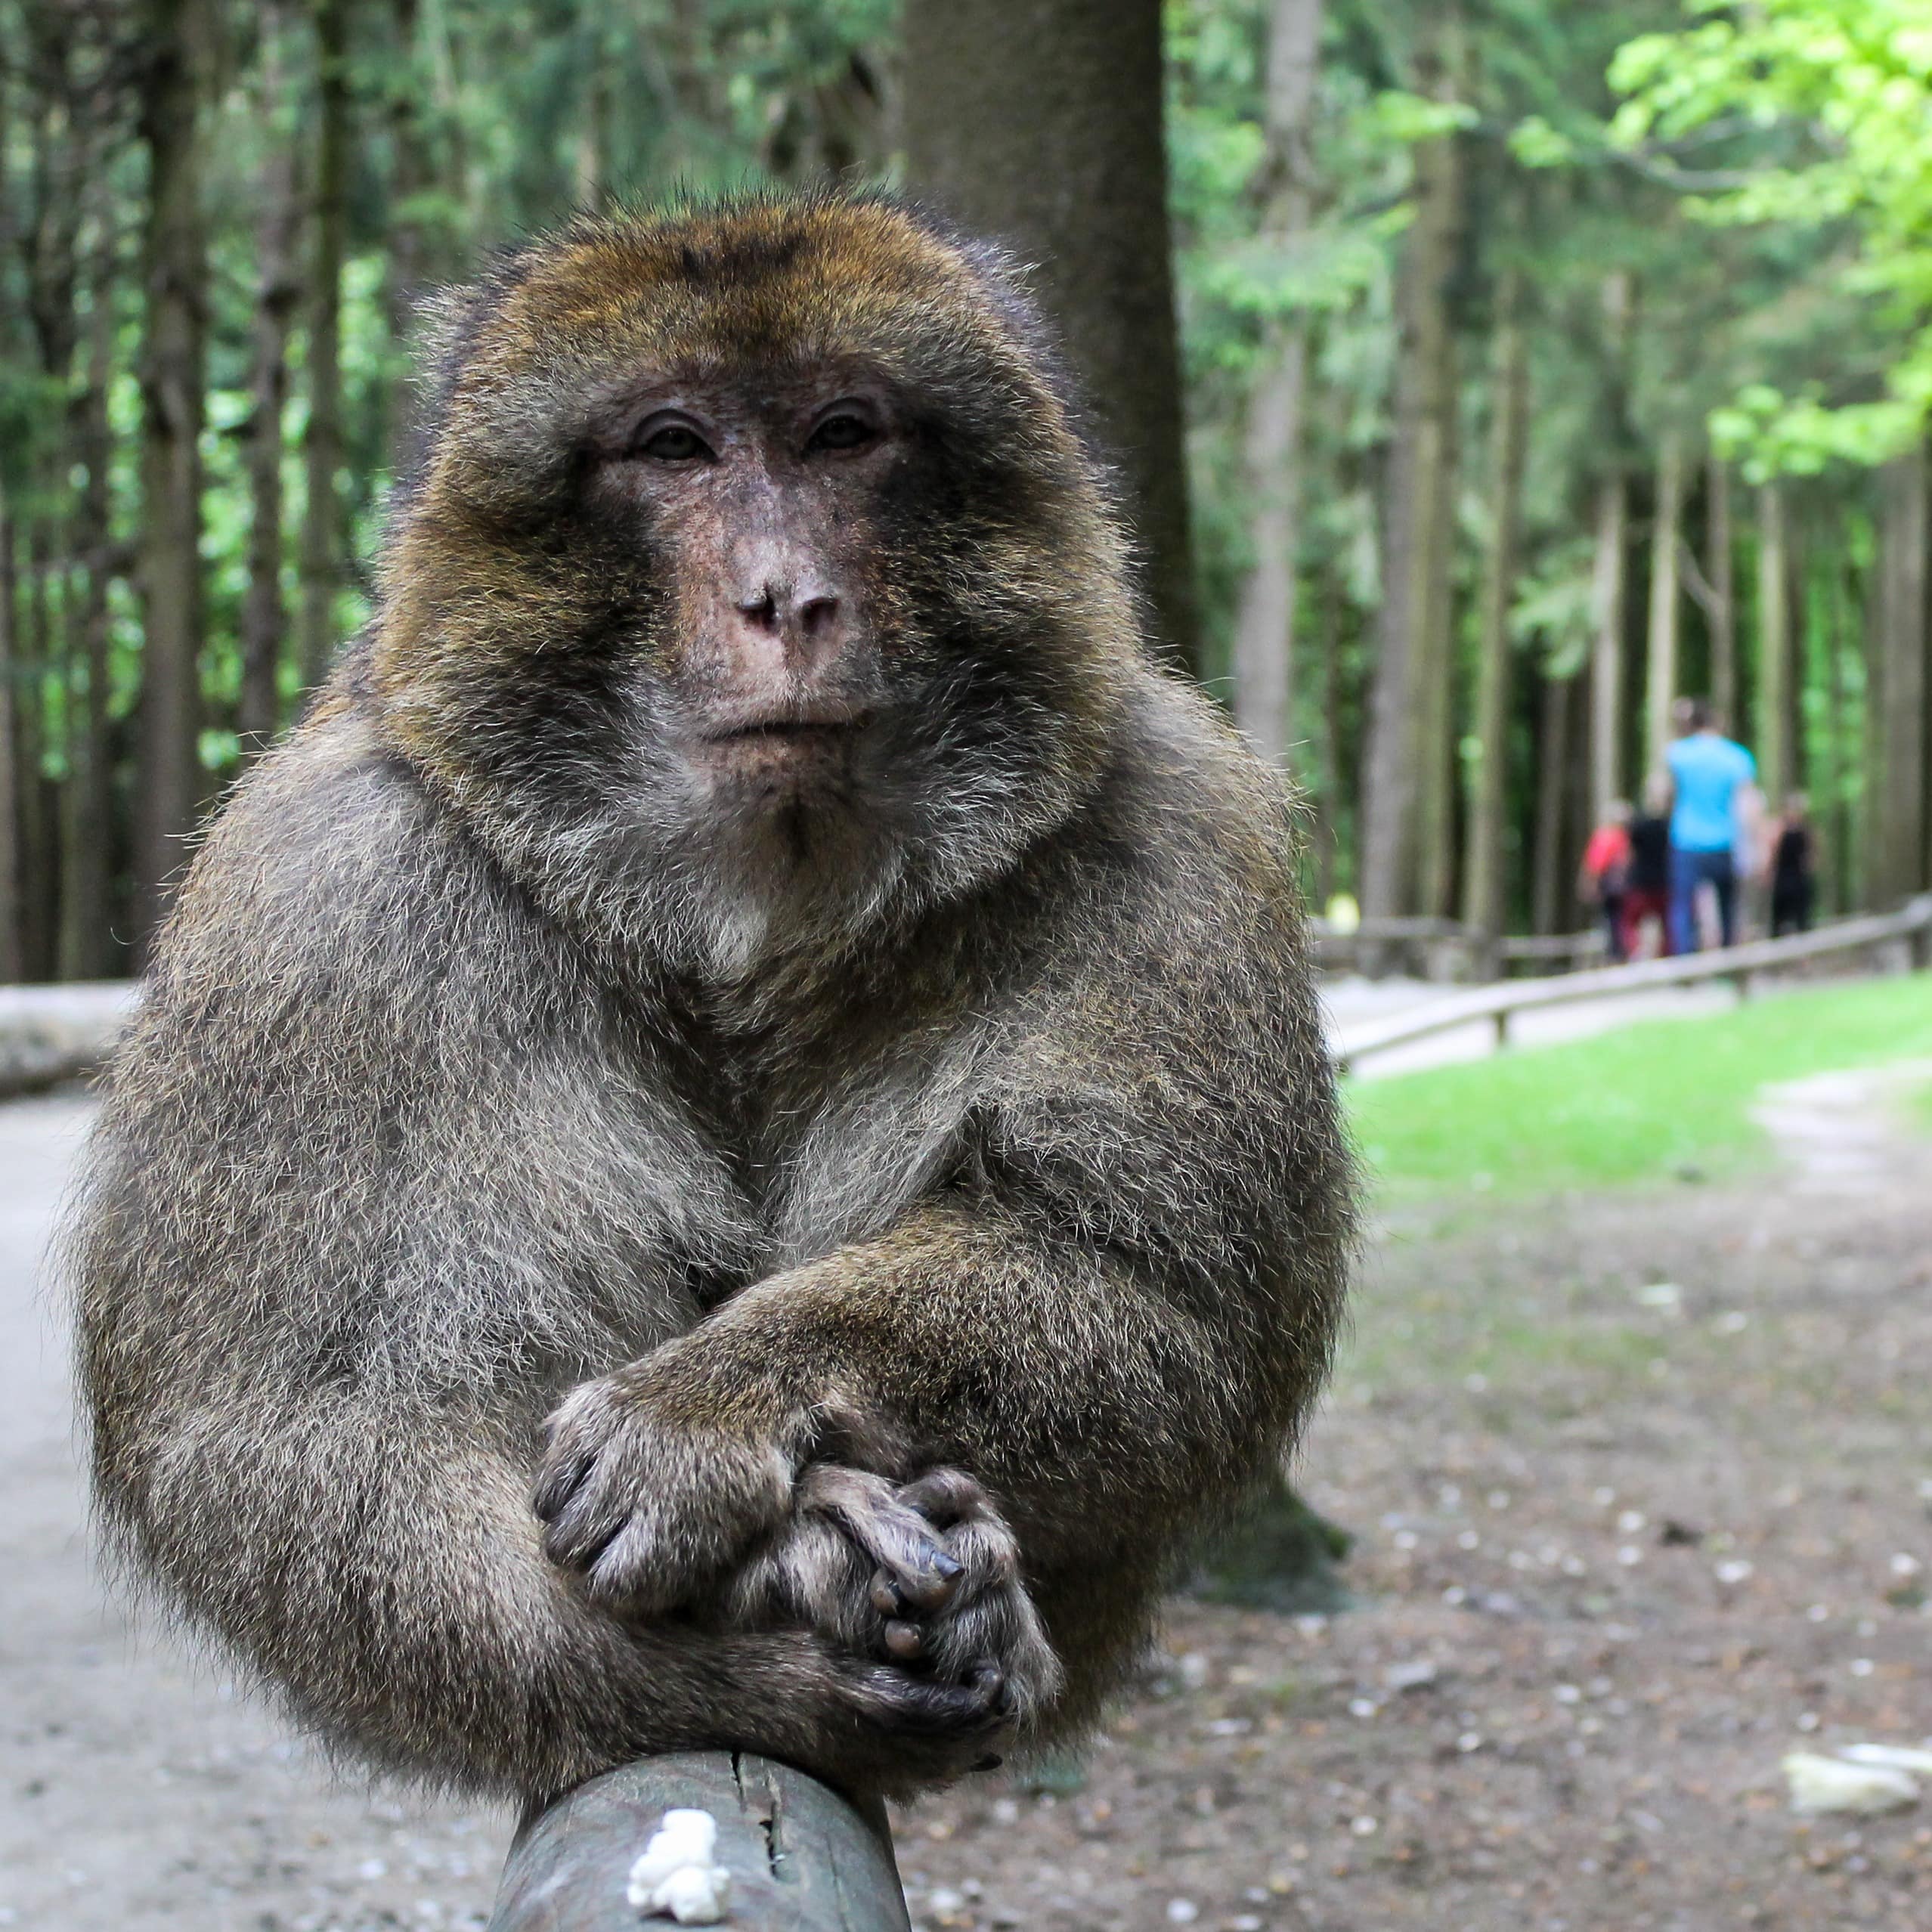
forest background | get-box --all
[3,0,1930,980]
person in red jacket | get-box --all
[1579,800,1633,964]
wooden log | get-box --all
[488,1752,912,1932]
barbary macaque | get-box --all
[69,193,1351,1801]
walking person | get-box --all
[1769,792,1818,937]
[1666,699,1760,953]
[1621,772,1673,960]
[1579,800,1633,964]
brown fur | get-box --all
[67,190,1352,1803]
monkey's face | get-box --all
[373,197,1141,974]
[579,361,904,809]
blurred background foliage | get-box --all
[2,0,1930,979]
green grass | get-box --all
[1346,971,1932,1200]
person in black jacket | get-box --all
[1770,793,1817,937]
[1621,773,1674,960]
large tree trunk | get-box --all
[1755,481,1791,811]
[241,4,302,753]
[901,0,1196,670]
[0,492,19,983]
[1463,265,1529,949]
[1872,448,1927,904]
[1358,10,1466,918]
[59,283,119,979]
[1228,0,1324,766]
[298,0,351,691]
[1588,475,1628,815]
[19,525,57,979]
[384,0,440,475]
[1313,577,1344,903]
[1705,455,1735,725]
[1644,432,1684,779]
[1588,271,1634,817]
[135,0,212,946]
[1530,669,1574,937]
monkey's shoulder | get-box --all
[1033,674,1309,968]
[135,707,593,1071]
[964,677,1324,1098]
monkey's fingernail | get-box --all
[930,1551,964,1581]
[870,1574,907,1616]
[884,1620,924,1661]
[972,1755,1004,1773]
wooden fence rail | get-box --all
[488,1751,911,1932]
[1331,896,1932,1074]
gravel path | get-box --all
[893,1077,1932,1930]
[0,1095,506,1932]
[5,1068,1929,1930]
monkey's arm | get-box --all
[540,835,1351,1732]
[70,723,1008,1798]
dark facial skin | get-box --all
[587,372,903,798]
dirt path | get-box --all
[894,1080,1932,1930]
[0,1096,507,1932]
[5,1073,1929,1930]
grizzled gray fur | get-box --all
[67,191,1351,1803]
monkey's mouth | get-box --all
[689,711,875,782]
[709,716,868,745]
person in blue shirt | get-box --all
[1664,698,1760,952]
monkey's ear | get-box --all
[410,283,489,400]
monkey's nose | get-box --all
[735,582,844,666]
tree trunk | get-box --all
[1588,271,1633,817]
[1872,447,1927,904]
[242,4,302,752]
[1314,577,1343,903]
[1229,0,1324,766]
[20,524,57,979]
[59,286,119,979]
[900,0,1196,670]
[1755,481,1791,811]
[1644,432,1684,779]
[1530,668,1572,937]
[1827,546,1856,911]
[1785,512,1807,793]
[135,0,212,946]
[385,0,438,475]
[1358,10,1466,918]
[299,0,351,690]
[1588,477,1628,816]
[1705,455,1735,725]
[1463,265,1528,946]
[0,493,20,983]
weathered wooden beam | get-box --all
[488,1752,912,1932]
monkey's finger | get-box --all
[882,1619,924,1661]
[897,1467,989,1531]
[798,1468,961,1609]
[935,1512,1020,1596]
[965,1659,1008,1709]
[537,1478,631,1572]
[531,1447,595,1525]
[838,1661,1011,1740]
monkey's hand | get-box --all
[726,1465,1063,1738]
[533,1357,797,1617]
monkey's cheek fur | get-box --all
[533,1377,797,1618]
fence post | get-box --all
[488,1752,912,1932]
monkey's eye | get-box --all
[633,422,713,463]
[807,411,878,455]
